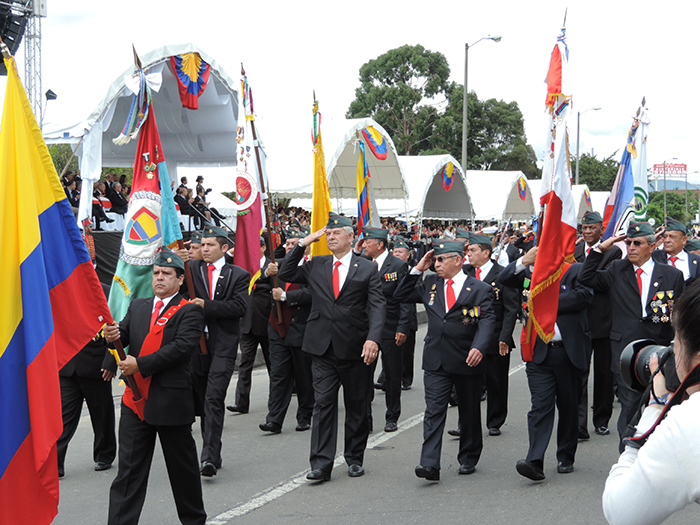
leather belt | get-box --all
[548,340,564,348]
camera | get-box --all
[620,339,681,393]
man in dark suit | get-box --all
[355,227,411,432]
[574,211,622,439]
[579,221,685,450]
[57,284,117,477]
[105,251,206,525]
[228,237,272,414]
[463,234,519,436]
[186,226,250,477]
[391,239,418,389]
[652,218,700,288]
[499,247,593,480]
[258,230,314,433]
[108,182,129,215]
[279,215,385,481]
[394,240,496,481]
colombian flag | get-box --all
[356,141,371,236]
[0,56,111,523]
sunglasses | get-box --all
[434,255,459,263]
[625,239,646,247]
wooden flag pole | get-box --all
[177,239,208,355]
[112,339,142,400]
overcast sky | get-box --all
[2,0,699,190]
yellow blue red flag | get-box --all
[356,141,372,235]
[310,100,332,257]
[0,54,112,524]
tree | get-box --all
[646,191,698,225]
[48,143,80,177]
[575,152,620,191]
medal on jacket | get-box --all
[429,283,436,306]
[463,306,481,325]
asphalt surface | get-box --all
[53,322,698,524]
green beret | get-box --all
[455,228,470,240]
[469,233,491,246]
[362,227,388,241]
[326,214,352,229]
[582,211,603,224]
[685,240,700,253]
[203,225,233,245]
[432,240,465,256]
[286,229,304,239]
[260,236,266,246]
[190,232,202,244]
[665,218,687,234]
[301,226,311,235]
[626,221,654,238]
[154,249,184,271]
[393,239,409,250]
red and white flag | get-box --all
[521,27,577,360]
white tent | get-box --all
[468,170,536,221]
[590,191,610,215]
[572,184,594,223]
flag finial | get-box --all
[0,36,10,59]
[132,44,142,71]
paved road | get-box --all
[53,323,696,524]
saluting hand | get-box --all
[466,348,483,367]
[522,246,538,266]
[599,234,625,252]
[302,227,326,246]
[362,340,379,365]
[415,249,434,272]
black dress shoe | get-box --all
[95,462,112,471]
[200,461,217,477]
[58,466,65,478]
[348,464,365,477]
[595,425,611,436]
[459,464,476,475]
[374,382,386,391]
[488,427,501,436]
[516,459,545,481]
[401,384,412,390]
[415,465,440,481]
[557,462,574,474]
[226,405,248,414]
[295,422,311,432]
[447,428,461,437]
[384,421,398,432]
[578,426,590,441]
[259,421,282,434]
[306,469,330,482]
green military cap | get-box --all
[350,239,357,248]
[300,226,310,235]
[203,225,233,245]
[582,211,603,224]
[286,229,304,239]
[190,232,202,244]
[326,213,352,229]
[154,249,184,271]
[393,239,409,250]
[665,218,687,234]
[432,240,465,256]
[684,240,700,253]
[626,221,654,238]
[362,227,388,241]
[469,233,491,246]
[259,236,267,246]
[455,228,470,240]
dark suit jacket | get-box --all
[366,252,412,340]
[117,294,204,426]
[394,271,496,375]
[109,191,129,215]
[463,262,519,354]
[579,251,685,371]
[498,262,593,371]
[505,243,520,263]
[186,258,250,360]
[652,249,700,287]
[574,242,622,339]
[174,194,195,215]
[279,244,386,360]
[241,256,272,336]
[271,254,313,347]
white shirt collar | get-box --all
[333,250,353,267]
[634,257,655,275]
[208,255,225,270]
[154,292,178,311]
[373,249,389,270]
[474,259,493,279]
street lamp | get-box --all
[462,35,502,171]
[663,157,678,220]
[575,107,601,185]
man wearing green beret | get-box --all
[685,239,700,255]
[279,215,386,481]
[105,250,207,524]
[579,221,685,450]
[652,218,700,286]
[188,232,203,260]
[455,227,470,265]
[390,238,418,390]
[394,240,496,480]
[574,210,622,439]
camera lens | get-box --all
[620,340,679,392]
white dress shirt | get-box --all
[207,255,226,300]
[474,260,493,281]
[153,292,178,317]
[443,269,467,313]
[667,250,690,280]
[373,249,389,271]
[633,257,655,316]
[332,250,354,292]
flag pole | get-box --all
[241,64,283,321]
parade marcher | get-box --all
[454,227,470,265]
[188,232,203,260]
[652,218,700,287]
[105,250,207,525]
[394,240,496,481]
[391,238,418,390]
[259,230,314,433]
[186,226,250,477]
[574,211,622,439]
[279,216,385,481]
[355,227,411,433]
[685,239,700,256]
[579,221,685,451]
[499,246,593,480]
[57,283,117,478]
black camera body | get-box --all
[620,339,681,393]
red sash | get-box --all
[123,298,189,420]
[269,283,298,339]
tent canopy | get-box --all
[572,184,593,223]
[468,170,535,221]
[589,191,610,215]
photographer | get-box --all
[602,281,700,524]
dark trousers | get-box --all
[57,374,116,470]
[524,346,581,466]
[376,329,416,388]
[484,351,510,429]
[421,368,483,469]
[195,355,235,466]
[614,372,643,453]
[235,332,270,411]
[380,337,403,423]
[578,337,614,431]
[266,326,314,427]
[108,405,206,525]
[309,346,372,473]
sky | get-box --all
[2,0,700,192]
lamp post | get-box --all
[663,157,677,220]
[462,35,501,171]
[575,107,601,185]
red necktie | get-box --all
[150,300,164,327]
[304,256,309,263]
[669,256,678,267]
[586,247,591,256]
[446,279,456,310]
[636,268,644,297]
[208,264,215,299]
[475,268,481,280]
[333,260,342,299]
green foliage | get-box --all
[47,143,79,176]
[646,191,698,225]
[222,191,236,202]
[575,153,620,191]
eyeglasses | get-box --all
[435,255,459,263]
[625,239,646,247]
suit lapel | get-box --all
[646,265,663,313]
[198,262,211,299]
[338,255,360,297]
[453,276,473,310]
[215,265,231,299]
[623,260,640,297]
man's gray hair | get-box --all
[644,233,656,245]
[343,226,354,236]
